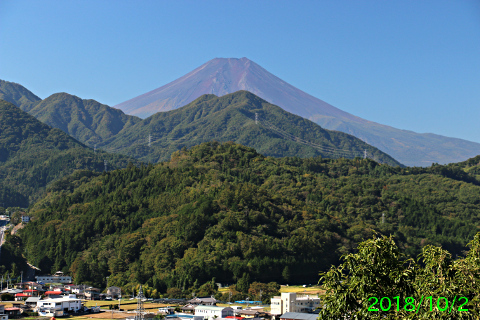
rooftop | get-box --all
[280,313,318,320]
[195,306,232,311]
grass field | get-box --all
[219,284,324,295]
[85,300,172,311]
[280,285,324,295]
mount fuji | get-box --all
[114,58,480,167]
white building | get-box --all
[194,305,234,320]
[270,293,320,316]
[21,216,30,223]
[37,294,82,317]
[35,271,72,284]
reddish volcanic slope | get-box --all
[114,58,480,167]
[114,57,366,123]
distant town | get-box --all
[0,269,321,320]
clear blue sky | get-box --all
[1,0,479,142]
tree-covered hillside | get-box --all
[104,91,401,166]
[28,93,141,146]
[13,142,480,291]
[0,79,41,112]
[0,100,138,207]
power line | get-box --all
[95,113,383,162]
[259,116,364,157]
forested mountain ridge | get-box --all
[112,57,480,167]
[28,92,141,146]
[12,142,480,292]
[105,91,401,166]
[0,80,401,166]
[0,100,138,207]
[0,79,41,112]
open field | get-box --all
[85,300,172,311]
[0,302,14,308]
[219,284,324,295]
[280,285,324,295]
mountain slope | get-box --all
[0,79,41,112]
[0,100,138,208]
[113,58,480,167]
[106,91,401,166]
[13,142,480,289]
[28,93,141,147]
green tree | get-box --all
[282,266,290,283]
[167,287,183,299]
[237,273,250,294]
[318,233,480,319]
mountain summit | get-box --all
[114,58,480,166]
[114,58,359,123]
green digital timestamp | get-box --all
[368,296,469,313]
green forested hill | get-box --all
[14,142,480,292]
[0,80,41,112]
[104,91,401,166]
[0,81,401,166]
[28,92,141,146]
[0,100,138,207]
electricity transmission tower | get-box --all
[134,286,145,320]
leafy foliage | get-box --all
[318,233,480,319]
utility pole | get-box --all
[364,150,367,159]
[104,160,108,172]
[255,113,258,125]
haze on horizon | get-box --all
[1,0,479,143]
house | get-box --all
[236,309,266,319]
[25,297,41,309]
[158,307,175,314]
[35,271,72,284]
[270,293,320,316]
[23,282,43,291]
[181,304,196,313]
[194,305,233,320]
[44,290,63,297]
[21,216,30,223]
[4,307,21,318]
[22,289,39,297]
[107,286,122,299]
[14,293,29,301]
[188,297,217,306]
[37,294,82,317]
[70,285,89,294]
[84,287,100,300]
